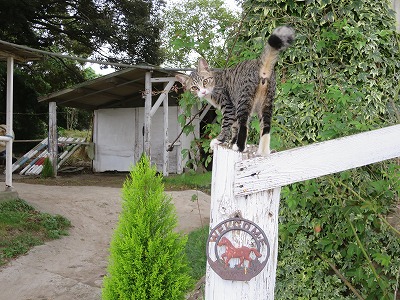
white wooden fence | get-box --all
[205,124,400,299]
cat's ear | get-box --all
[198,58,210,72]
[175,74,190,89]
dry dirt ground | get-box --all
[0,173,211,300]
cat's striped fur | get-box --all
[176,26,295,156]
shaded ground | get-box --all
[13,171,129,188]
[0,173,210,300]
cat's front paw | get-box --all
[232,143,246,152]
[210,138,222,151]
[256,148,271,156]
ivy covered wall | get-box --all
[229,0,400,299]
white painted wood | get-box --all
[150,77,176,83]
[91,73,200,174]
[393,0,400,32]
[93,108,136,172]
[134,108,141,164]
[48,102,58,176]
[205,145,281,300]
[12,138,47,173]
[57,138,85,168]
[207,125,399,299]
[5,57,14,189]
[144,71,152,157]
[235,125,400,196]
[176,141,183,174]
[93,107,184,173]
[146,106,179,173]
[176,106,184,174]
[163,85,169,176]
[149,80,175,117]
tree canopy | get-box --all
[161,0,239,68]
[0,0,164,65]
[0,0,165,141]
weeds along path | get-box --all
[0,183,210,300]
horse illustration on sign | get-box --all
[218,236,262,268]
[207,217,270,281]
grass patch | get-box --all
[164,172,211,281]
[59,129,90,139]
[165,171,210,285]
[185,225,209,281]
[163,171,211,194]
[0,199,71,266]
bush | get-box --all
[102,156,193,300]
[41,157,54,178]
[235,1,400,299]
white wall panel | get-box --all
[93,108,136,172]
[93,105,194,173]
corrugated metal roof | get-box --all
[0,39,184,111]
[0,40,43,62]
[39,67,183,110]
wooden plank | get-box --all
[234,124,400,196]
[134,108,141,164]
[149,80,175,117]
[176,106,183,174]
[5,57,14,188]
[163,87,169,176]
[150,77,176,83]
[12,138,47,172]
[48,102,58,176]
[58,138,85,168]
[144,72,152,157]
[205,146,281,300]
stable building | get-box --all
[39,67,200,176]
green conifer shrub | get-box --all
[102,156,192,300]
[41,157,54,178]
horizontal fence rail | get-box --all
[206,124,400,300]
[234,124,400,196]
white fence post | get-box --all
[205,124,400,299]
[205,146,281,300]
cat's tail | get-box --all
[267,26,295,52]
[259,26,295,82]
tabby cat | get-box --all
[176,26,295,156]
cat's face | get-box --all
[175,58,215,99]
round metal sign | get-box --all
[206,217,270,281]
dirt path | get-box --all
[0,183,210,300]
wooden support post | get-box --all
[144,72,152,158]
[5,56,14,189]
[176,106,183,175]
[205,145,281,299]
[48,102,58,176]
[163,83,169,176]
[149,79,175,117]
